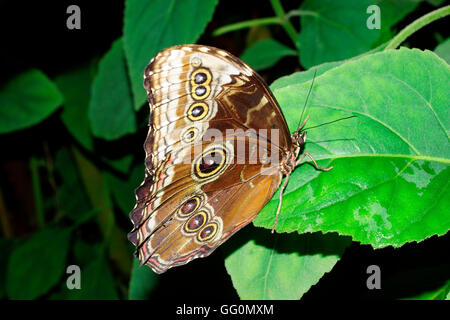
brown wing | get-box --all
[128,45,291,273]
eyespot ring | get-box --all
[197,222,218,242]
[182,127,199,143]
[191,57,202,67]
[187,102,209,121]
[192,85,210,100]
[191,68,212,86]
[193,146,227,179]
[177,196,201,218]
[184,211,208,233]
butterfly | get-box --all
[127,44,332,274]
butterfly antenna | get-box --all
[304,115,357,130]
[297,69,317,131]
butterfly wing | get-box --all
[128,45,291,273]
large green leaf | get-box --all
[0,69,63,134]
[123,0,218,109]
[240,39,297,71]
[89,39,136,140]
[225,228,350,299]
[6,228,72,299]
[254,48,450,249]
[272,42,389,90]
[297,0,419,68]
[55,62,96,150]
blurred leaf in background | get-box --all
[6,227,72,299]
[241,39,297,71]
[89,39,136,141]
[0,70,63,134]
[55,61,97,151]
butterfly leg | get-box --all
[296,152,333,171]
[271,173,290,233]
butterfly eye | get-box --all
[184,211,207,233]
[178,196,201,218]
[197,223,218,242]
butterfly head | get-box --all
[292,113,309,151]
[291,130,307,155]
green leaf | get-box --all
[0,69,63,134]
[51,247,119,300]
[271,60,342,90]
[6,228,72,299]
[54,148,91,221]
[123,0,218,109]
[55,62,97,150]
[89,39,136,140]
[390,264,450,300]
[426,0,445,6]
[240,39,297,71]
[254,48,450,249]
[376,0,420,27]
[402,280,450,300]
[0,239,16,299]
[434,37,450,64]
[102,154,134,174]
[297,0,380,68]
[373,0,420,46]
[271,42,388,90]
[128,259,158,300]
[106,162,145,214]
[225,228,350,299]
[297,0,419,68]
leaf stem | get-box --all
[385,5,450,50]
[270,0,299,46]
[212,0,299,49]
[212,17,282,37]
[285,9,319,20]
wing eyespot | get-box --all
[191,57,202,67]
[182,127,199,143]
[184,211,208,233]
[187,102,209,121]
[177,196,201,218]
[193,147,227,179]
[197,222,218,242]
[191,67,212,100]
